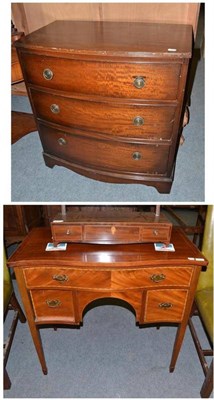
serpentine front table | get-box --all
[7,227,207,375]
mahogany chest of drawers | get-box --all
[7,227,207,375]
[51,208,172,245]
[15,21,192,193]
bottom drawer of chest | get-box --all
[38,123,170,175]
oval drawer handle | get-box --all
[132,151,142,161]
[52,274,69,282]
[133,116,144,126]
[43,68,54,80]
[159,302,172,309]
[58,137,67,146]
[46,299,61,308]
[50,104,60,114]
[133,76,145,89]
[150,273,166,283]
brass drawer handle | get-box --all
[132,151,142,160]
[50,104,60,114]
[52,274,69,282]
[150,273,166,283]
[133,76,145,89]
[159,302,172,309]
[111,226,116,235]
[133,116,144,126]
[153,230,159,236]
[46,299,61,308]
[43,68,54,80]
[58,138,67,146]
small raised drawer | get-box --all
[51,224,82,242]
[141,226,171,242]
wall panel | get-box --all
[12,3,200,37]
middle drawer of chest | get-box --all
[31,89,176,141]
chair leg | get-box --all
[188,302,213,398]
[10,292,26,323]
[200,360,213,398]
[4,368,11,390]
[4,311,19,366]
[4,294,26,390]
[4,308,25,390]
[188,317,210,376]
[190,300,198,317]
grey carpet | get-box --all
[11,60,204,202]
[4,286,211,398]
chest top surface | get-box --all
[7,227,207,269]
[15,20,192,58]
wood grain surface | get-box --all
[8,226,207,373]
[15,20,192,192]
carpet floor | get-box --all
[4,288,211,398]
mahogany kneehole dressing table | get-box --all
[7,227,207,375]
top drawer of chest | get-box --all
[20,53,181,100]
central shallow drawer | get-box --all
[22,52,181,100]
[84,225,140,243]
[31,89,176,141]
[39,123,170,175]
